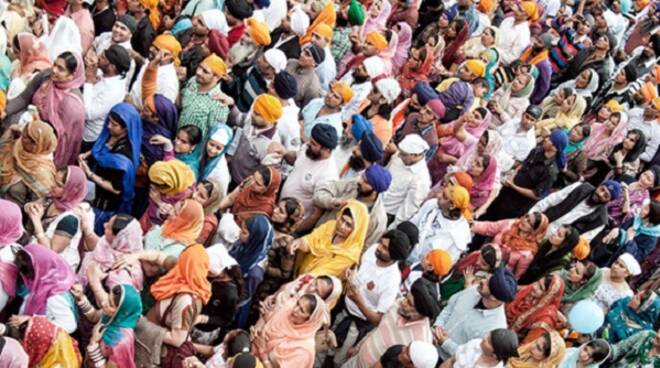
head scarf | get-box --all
[470,155,498,206]
[264,49,287,73]
[640,82,658,103]
[619,252,642,276]
[22,316,72,366]
[363,56,386,79]
[425,249,452,277]
[0,199,22,245]
[374,78,402,104]
[445,184,472,220]
[21,243,76,315]
[201,9,229,34]
[364,0,391,34]
[151,244,212,303]
[509,330,566,368]
[202,53,228,77]
[232,167,282,222]
[464,59,486,77]
[560,266,603,303]
[301,1,336,44]
[161,199,205,246]
[414,81,439,105]
[351,114,373,141]
[442,20,470,69]
[230,215,274,274]
[104,45,131,75]
[398,133,429,154]
[101,284,142,348]
[290,5,310,36]
[153,34,182,65]
[583,112,628,158]
[313,23,333,42]
[409,341,439,368]
[607,292,660,342]
[451,172,474,192]
[201,124,234,181]
[392,22,412,73]
[502,213,548,253]
[0,337,28,367]
[397,221,419,246]
[519,226,580,285]
[519,1,540,21]
[253,94,283,124]
[331,81,354,104]
[142,94,178,165]
[506,273,564,332]
[206,243,238,275]
[45,16,82,61]
[247,17,271,46]
[364,164,391,193]
[347,0,366,25]
[16,33,51,76]
[52,166,87,211]
[550,128,569,169]
[148,159,195,196]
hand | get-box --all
[88,263,108,284]
[346,347,359,358]
[346,282,360,302]
[464,266,476,286]
[70,283,85,302]
[90,322,103,343]
[274,233,294,249]
[332,199,348,209]
[502,178,514,188]
[148,50,164,68]
[149,134,170,146]
[626,226,636,242]
[24,201,45,220]
[113,253,140,270]
[385,141,398,154]
[613,150,625,164]
[211,92,235,106]
[259,300,274,316]
[78,157,92,177]
[603,228,620,243]
[194,314,208,325]
[183,357,205,368]
[267,141,286,156]
[159,203,174,216]
[288,238,302,254]
[433,326,449,344]
[556,311,568,327]
[7,315,29,328]
[349,31,360,45]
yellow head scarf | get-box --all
[138,0,160,30]
[366,31,388,52]
[605,99,624,113]
[202,53,228,77]
[148,159,195,195]
[247,18,271,46]
[464,59,486,77]
[301,1,336,45]
[253,94,283,124]
[313,23,333,42]
[508,330,566,368]
[153,34,182,65]
[519,1,540,21]
[445,184,472,220]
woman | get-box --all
[143,199,204,259]
[363,0,391,35]
[80,102,143,235]
[607,329,660,367]
[559,261,603,312]
[291,200,369,278]
[398,46,434,91]
[558,339,610,368]
[220,166,281,225]
[199,124,233,196]
[592,253,640,311]
[439,243,502,302]
[0,120,57,207]
[584,129,646,186]
[0,199,23,312]
[466,154,498,211]
[518,225,580,285]
[252,294,327,368]
[489,73,535,125]
[141,159,195,232]
[441,18,469,69]
[193,179,223,245]
[605,289,660,343]
[600,201,660,267]
[456,26,499,65]
[24,165,87,270]
[537,88,587,137]
[140,94,179,167]
[391,22,412,74]
[553,69,600,105]
[507,330,566,368]
[472,212,549,278]
[15,315,82,367]
[582,111,628,162]
[7,33,52,100]
[506,274,566,343]
[554,124,591,188]
[607,166,658,226]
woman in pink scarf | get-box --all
[583,111,629,161]
[32,51,85,167]
[391,22,412,74]
[468,154,499,210]
[0,199,23,312]
[7,33,52,100]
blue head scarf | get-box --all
[171,18,193,35]
[200,124,234,181]
[229,215,273,274]
[91,103,143,213]
[101,285,142,346]
[142,94,178,165]
[549,128,569,169]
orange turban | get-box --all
[445,184,472,220]
[464,59,486,77]
[520,1,539,21]
[253,94,283,124]
[0,90,6,113]
[636,0,650,8]
[331,81,353,104]
[301,1,336,44]
[366,31,388,52]
[478,0,497,13]
[153,34,182,65]
[139,0,160,29]
[247,17,271,46]
[572,237,590,260]
[640,82,659,103]
[313,23,334,42]
[203,53,228,77]
[425,249,452,277]
[653,97,660,111]
[451,172,474,192]
[605,99,624,113]
[654,65,660,84]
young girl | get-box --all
[150,125,204,177]
[199,124,233,197]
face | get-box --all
[306,278,333,299]
[196,62,218,85]
[542,136,557,155]
[595,35,609,50]
[576,70,591,88]
[174,130,194,153]
[238,221,250,243]
[375,237,393,262]
[107,116,127,138]
[290,297,314,324]
[311,32,327,48]
[193,183,210,205]
[623,132,638,150]
[102,289,119,317]
[112,21,132,43]
[357,175,375,197]
[148,46,173,64]
[398,293,423,320]
[334,213,355,238]
[549,226,567,246]
[598,105,612,121]
[299,48,316,68]
[251,171,268,194]
[51,57,74,83]
[324,87,344,109]
[569,126,585,143]
[606,113,620,130]
[419,105,436,125]
[399,151,423,166]
[532,278,548,298]
[521,112,538,130]
[480,332,496,357]
[640,170,656,188]
[476,134,488,155]
[468,157,486,177]
[103,216,117,243]
[481,28,495,46]
[256,54,275,79]
[615,69,628,84]
[610,258,630,279]
[578,344,594,363]
[530,336,549,361]
[127,0,141,13]
[407,48,423,69]
[272,201,289,224]
[206,138,225,158]
[369,0,382,17]
[477,277,492,299]
[511,74,530,93]
[628,290,646,311]
[306,139,324,160]
[594,185,612,203]
[227,35,257,66]
[438,13,450,27]
[192,16,209,36]
[567,262,587,284]
[519,213,535,233]
[20,132,38,153]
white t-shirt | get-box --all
[453,338,504,368]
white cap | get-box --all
[375,78,402,104]
[398,134,429,154]
[409,341,438,368]
[207,243,238,275]
[618,252,641,276]
[363,56,385,79]
[264,49,287,73]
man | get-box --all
[227,93,283,184]
[591,64,638,110]
[520,33,554,105]
[332,0,366,64]
[91,15,136,54]
[407,184,472,264]
[279,123,340,218]
[338,31,388,78]
[377,341,439,368]
[443,329,520,367]
[268,5,310,59]
[530,180,622,240]
[341,56,386,121]
[360,78,402,145]
[332,230,411,366]
[495,104,543,174]
[285,44,324,108]
[392,98,444,161]
[268,71,300,169]
[402,249,452,295]
[549,14,593,72]
[382,134,431,227]
[224,0,254,46]
[341,278,440,368]
[553,33,615,90]
[179,53,230,139]
[391,81,438,129]
[603,0,629,46]
[436,60,484,123]
[497,1,536,64]
[82,44,131,151]
[91,0,115,35]
[433,267,517,361]
[310,162,391,244]
[301,81,353,140]
[128,34,181,109]
[127,0,156,57]
[341,128,384,178]
[310,23,337,90]
[178,9,228,79]
[66,0,95,52]
[627,97,660,163]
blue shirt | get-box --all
[301,97,343,139]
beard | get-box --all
[352,70,369,84]
[348,155,367,172]
[357,185,374,198]
[228,43,258,67]
[375,249,390,263]
[305,147,322,160]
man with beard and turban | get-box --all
[128,34,181,109]
[302,81,353,140]
[447,328,521,367]
[268,5,310,59]
[392,98,445,162]
[338,31,389,78]
[331,230,411,366]
[224,0,254,46]
[340,56,386,122]
[307,162,391,244]
[82,44,131,151]
[358,78,402,146]
[310,23,336,90]
[285,44,325,107]
[530,179,622,240]
[433,267,517,361]
[391,81,440,132]
[128,0,157,58]
[332,0,366,64]
[342,278,440,368]
[343,124,384,177]
[177,9,228,79]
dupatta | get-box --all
[583,112,629,159]
[505,273,565,333]
[151,244,212,303]
[23,315,81,368]
[229,214,274,274]
[391,22,412,73]
[508,330,566,368]
[398,45,434,91]
[160,199,205,246]
[441,20,469,69]
[232,166,282,223]
[16,33,51,76]
[100,285,142,368]
[0,199,22,298]
[501,214,549,253]
[560,267,603,304]
[200,124,234,181]
[141,94,178,166]
[363,0,392,35]
[606,292,660,342]
[21,244,76,315]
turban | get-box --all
[331,81,353,104]
[148,159,195,195]
[606,99,624,113]
[254,0,270,9]
[247,18,271,46]
[409,342,438,368]
[426,99,445,119]
[362,56,385,79]
[117,15,137,34]
[618,252,641,276]
[225,0,253,20]
[451,172,474,192]
[602,179,622,201]
[655,65,660,84]
[488,267,517,302]
[264,49,286,72]
[364,164,391,193]
[550,128,568,169]
[414,81,439,105]
[274,71,298,99]
[351,114,373,141]
[398,134,429,154]
[620,0,632,14]
[477,0,497,13]
[289,5,310,36]
[425,249,452,277]
[573,237,590,260]
[201,9,229,34]
[360,132,384,162]
[253,94,282,124]
[491,329,520,361]
[202,53,228,77]
[410,278,441,320]
[374,78,401,104]
[397,221,419,246]
[386,229,411,261]
[311,123,338,149]
[313,23,333,42]
[104,44,131,74]
[153,34,182,65]
[366,31,388,52]
[654,97,660,110]
[139,0,160,29]
[464,59,486,77]
[445,184,472,220]
[208,30,229,59]
[640,82,658,102]
[306,44,326,65]
[519,1,539,21]
[348,0,366,25]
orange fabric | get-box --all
[641,82,659,103]
[371,115,393,146]
[313,23,333,41]
[142,63,158,113]
[451,172,474,192]
[366,31,388,51]
[501,214,549,253]
[520,1,539,21]
[426,249,452,276]
[161,199,205,246]
[150,244,212,303]
[300,1,336,45]
[478,0,497,13]
[232,167,282,224]
[572,237,590,260]
[520,47,549,67]
[505,273,564,335]
[655,65,660,84]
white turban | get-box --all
[210,127,231,146]
[289,5,310,37]
[206,243,239,275]
[410,341,439,368]
[217,213,241,244]
[362,56,385,79]
[618,252,641,276]
[264,48,287,72]
[398,134,429,154]
[201,9,229,35]
[374,78,401,104]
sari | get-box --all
[143,199,204,258]
[32,51,85,167]
[142,159,195,230]
[23,316,81,368]
[232,166,282,224]
[0,120,57,199]
[0,199,22,299]
[391,22,412,73]
[296,200,369,278]
[100,284,142,368]
[21,243,75,316]
[398,45,434,91]
[506,274,565,342]
[78,219,144,290]
[253,295,328,368]
[141,94,179,166]
[560,267,603,304]
[508,330,566,368]
[150,244,212,304]
[606,292,660,343]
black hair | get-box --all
[57,51,78,74]
[377,102,394,120]
[576,123,591,139]
[110,284,123,306]
[480,244,498,269]
[582,261,598,282]
[529,212,542,230]
[474,107,489,120]
[226,265,245,300]
[109,111,127,128]
[611,129,647,163]
[15,248,34,279]
[610,111,622,122]
[541,331,552,358]
[450,18,466,35]
[112,214,134,235]
[226,330,251,356]
[472,77,489,88]
[586,340,610,363]
[316,275,334,300]
[481,154,491,173]
[341,207,353,220]
[649,201,660,225]
[301,293,318,316]
[384,29,393,43]
[561,87,575,98]
[179,125,203,146]
[199,179,216,200]
[255,165,272,188]
[12,34,19,53]
[380,345,405,368]
[232,352,257,367]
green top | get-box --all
[179,79,229,139]
[609,330,660,368]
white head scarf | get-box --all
[264,48,287,72]
[206,243,239,275]
[45,16,82,61]
[363,55,385,79]
[375,78,401,104]
[201,9,229,35]
[289,5,310,37]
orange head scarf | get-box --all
[301,1,336,45]
[138,0,161,30]
[232,167,282,224]
[161,199,204,246]
[151,244,212,303]
[519,1,540,22]
[501,213,549,253]
[640,82,659,103]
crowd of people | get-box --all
[0,0,660,366]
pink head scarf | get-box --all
[470,155,499,207]
[364,0,392,34]
[52,166,87,211]
[21,243,76,315]
[0,337,29,367]
[583,112,629,159]
[17,33,52,76]
[0,199,23,245]
[392,22,412,73]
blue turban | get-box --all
[550,129,569,169]
[445,6,458,22]
[413,82,439,106]
[488,268,517,302]
[311,123,338,150]
[364,164,392,193]
[602,180,622,201]
[351,114,373,141]
[274,71,298,99]
[360,132,383,163]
